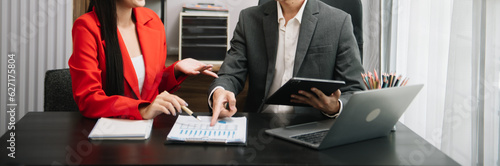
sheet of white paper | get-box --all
[167,115,247,144]
[88,118,153,140]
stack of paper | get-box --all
[88,118,153,140]
[182,3,228,13]
[166,115,247,145]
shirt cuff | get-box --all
[321,99,343,118]
[208,86,225,109]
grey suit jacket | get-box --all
[209,0,365,114]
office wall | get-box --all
[0,0,73,135]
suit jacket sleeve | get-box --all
[159,61,187,93]
[208,9,249,95]
[333,14,366,104]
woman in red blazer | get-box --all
[69,0,217,120]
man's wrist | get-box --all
[208,86,225,109]
[322,99,343,118]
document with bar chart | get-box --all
[165,115,247,145]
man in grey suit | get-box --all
[208,0,365,126]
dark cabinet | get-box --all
[179,12,229,64]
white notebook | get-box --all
[166,115,247,145]
[88,117,154,140]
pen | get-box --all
[181,106,201,121]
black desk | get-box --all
[1,112,458,165]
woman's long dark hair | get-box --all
[87,0,124,96]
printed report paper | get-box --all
[166,115,247,145]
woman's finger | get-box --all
[172,95,187,113]
[154,103,170,115]
[202,70,219,78]
[197,65,210,71]
[162,102,176,116]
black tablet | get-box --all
[265,77,345,106]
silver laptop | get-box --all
[265,84,423,150]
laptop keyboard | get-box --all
[291,130,329,145]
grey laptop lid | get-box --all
[265,84,424,150]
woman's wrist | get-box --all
[173,62,184,78]
[138,103,149,118]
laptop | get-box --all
[265,84,424,150]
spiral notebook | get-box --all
[165,115,247,145]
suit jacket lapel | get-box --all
[119,9,160,99]
[117,29,141,99]
[135,8,161,99]
[262,2,279,98]
[294,0,319,76]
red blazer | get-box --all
[69,7,186,120]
